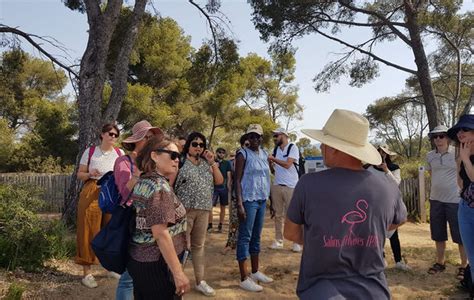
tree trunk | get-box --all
[63,0,124,225]
[103,0,148,123]
[404,0,440,131]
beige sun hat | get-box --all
[301,109,382,165]
[247,124,263,136]
[378,144,398,157]
[122,120,163,144]
[272,127,288,136]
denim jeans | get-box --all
[236,200,266,261]
[116,270,133,300]
[458,200,474,281]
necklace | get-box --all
[99,146,113,156]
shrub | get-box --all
[4,282,25,300]
[0,183,74,271]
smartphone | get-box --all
[180,249,190,267]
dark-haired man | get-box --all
[208,147,232,233]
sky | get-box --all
[1,0,472,137]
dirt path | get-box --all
[1,211,470,299]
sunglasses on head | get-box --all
[155,149,180,160]
[191,142,205,148]
[460,127,474,132]
[431,134,446,139]
[108,132,119,138]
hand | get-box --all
[237,203,246,221]
[268,155,275,162]
[203,150,215,163]
[89,168,101,177]
[378,163,389,173]
[133,168,142,178]
[460,142,472,162]
[269,205,275,219]
[173,270,190,297]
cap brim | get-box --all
[302,129,382,165]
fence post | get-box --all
[418,166,426,222]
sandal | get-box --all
[456,267,465,280]
[427,263,446,274]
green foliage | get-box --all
[0,118,14,170]
[0,184,73,271]
[296,137,321,157]
[4,282,26,300]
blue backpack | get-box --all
[97,155,133,213]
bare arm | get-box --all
[211,162,224,185]
[269,156,296,169]
[284,218,304,245]
[226,170,232,191]
[77,164,90,182]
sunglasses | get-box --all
[108,132,119,138]
[431,134,446,139]
[272,134,280,138]
[155,149,180,160]
[459,127,474,132]
[244,143,250,147]
[217,151,225,155]
[144,134,154,140]
[191,142,205,148]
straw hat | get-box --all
[272,127,288,136]
[301,109,381,165]
[378,144,397,157]
[122,120,163,144]
[247,124,263,136]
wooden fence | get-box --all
[0,171,431,220]
[0,173,71,213]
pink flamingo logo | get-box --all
[341,199,368,236]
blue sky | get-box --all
[1,0,472,136]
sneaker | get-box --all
[207,224,213,233]
[195,280,216,297]
[269,240,283,250]
[292,243,302,253]
[250,271,274,283]
[395,261,411,271]
[81,274,98,288]
[217,223,223,233]
[108,271,121,280]
[239,277,263,292]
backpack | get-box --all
[96,154,131,214]
[272,143,306,178]
[91,204,135,274]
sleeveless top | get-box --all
[238,147,271,202]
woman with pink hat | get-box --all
[113,120,163,300]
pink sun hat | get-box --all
[122,120,163,144]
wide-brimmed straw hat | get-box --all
[428,125,449,137]
[301,109,381,165]
[122,120,163,144]
[378,144,397,157]
[447,115,474,141]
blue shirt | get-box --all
[238,147,270,202]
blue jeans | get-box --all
[236,200,266,261]
[116,270,133,300]
[458,200,474,281]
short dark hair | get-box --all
[239,134,248,147]
[183,132,207,155]
[136,135,173,174]
[99,123,120,141]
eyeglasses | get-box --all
[431,134,446,139]
[460,127,473,132]
[155,149,180,160]
[108,132,119,138]
[191,142,205,148]
[272,134,280,138]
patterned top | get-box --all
[239,147,271,202]
[129,172,187,263]
[175,158,214,211]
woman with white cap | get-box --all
[113,120,163,300]
[366,145,410,271]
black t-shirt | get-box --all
[460,155,474,195]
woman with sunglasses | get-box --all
[234,124,273,292]
[113,120,163,300]
[75,123,124,288]
[127,135,190,299]
[174,132,223,296]
[448,115,474,294]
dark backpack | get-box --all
[97,155,132,213]
[272,143,306,178]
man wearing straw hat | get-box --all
[284,109,407,300]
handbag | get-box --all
[91,204,135,274]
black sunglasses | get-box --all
[272,134,280,138]
[460,127,474,132]
[155,149,180,160]
[108,132,119,138]
[191,142,205,148]
[431,134,446,139]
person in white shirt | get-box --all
[268,128,302,252]
[426,125,467,279]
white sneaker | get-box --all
[292,243,302,252]
[108,271,121,279]
[239,277,263,292]
[195,280,216,296]
[250,271,274,283]
[395,261,411,271]
[270,240,283,250]
[81,274,98,288]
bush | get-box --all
[0,183,74,271]
[4,282,25,300]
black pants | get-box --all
[127,256,180,300]
[389,230,402,263]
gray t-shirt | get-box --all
[287,168,407,300]
[425,147,460,204]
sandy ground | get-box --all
[1,208,471,299]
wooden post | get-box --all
[418,166,426,222]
